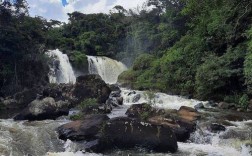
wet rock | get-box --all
[218,102,235,109]
[194,103,204,110]
[125,104,164,119]
[14,88,39,107]
[205,101,218,107]
[116,97,123,105]
[220,129,251,140]
[178,106,200,122]
[97,117,178,153]
[73,75,111,104]
[209,123,226,132]
[221,114,244,121]
[127,91,136,96]
[14,97,70,121]
[147,116,190,142]
[109,84,120,92]
[110,91,121,98]
[132,94,141,103]
[57,114,109,141]
[106,97,119,107]
[175,118,196,133]
[2,99,18,109]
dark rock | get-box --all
[209,123,226,132]
[205,101,217,107]
[97,117,178,153]
[14,88,39,107]
[175,118,196,133]
[57,114,109,141]
[132,94,141,103]
[218,102,235,109]
[147,116,190,142]
[110,91,121,98]
[194,103,204,110]
[127,91,136,96]
[116,97,123,105]
[106,97,119,107]
[221,114,244,121]
[2,99,18,109]
[173,127,190,142]
[109,84,120,92]
[82,104,112,115]
[73,75,111,104]
[14,97,69,120]
[125,104,164,119]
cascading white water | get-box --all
[87,56,127,84]
[47,49,76,84]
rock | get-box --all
[221,114,244,121]
[127,91,136,96]
[218,102,235,109]
[2,99,18,109]
[194,103,204,110]
[14,97,70,120]
[178,106,200,122]
[106,97,119,107]
[108,84,120,92]
[110,91,121,98]
[116,97,123,105]
[14,88,39,107]
[73,75,111,104]
[209,123,226,132]
[132,94,141,103]
[97,117,178,153]
[57,114,109,141]
[147,116,190,142]
[175,118,196,133]
[205,101,218,107]
[125,104,164,119]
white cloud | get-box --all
[27,0,147,22]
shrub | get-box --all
[132,54,155,71]
[70,114,83,121]
[78,98,97,110]
[239,94,249,109]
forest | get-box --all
[1,0,252,109]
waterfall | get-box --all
[87,56,127,84]
[47,49,76,84]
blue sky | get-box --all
[27,0,146,22]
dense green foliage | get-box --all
[0,1,51,96]
[120,0,252,102]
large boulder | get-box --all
[14,97,70,120]
[57,114,109,141]
[97,117,178,153]
[73,75,111,104]
[57,117,178,153]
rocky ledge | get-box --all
[57,115,178,153]
[3,74,111,121]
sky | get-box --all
[27,0,146,22]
